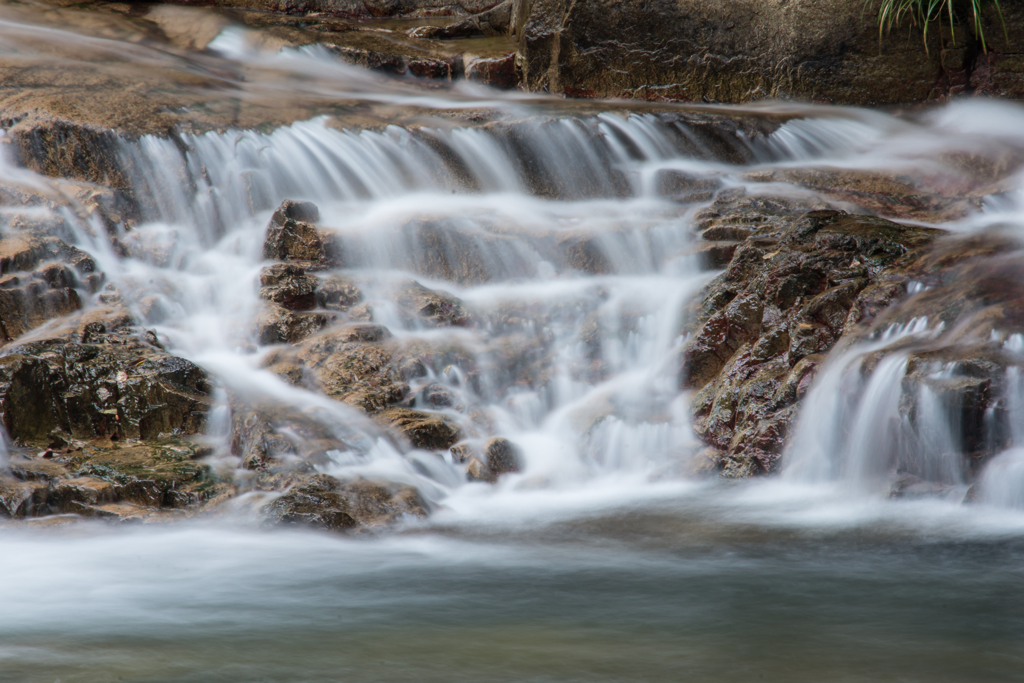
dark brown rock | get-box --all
[263,201,340,267]
[255,304,329,345]
[263,474,357,532]
[0,331,213,446]
[0,234,98,341]
[483,436,522,476]
[465,52,520,89]
[260,264,320,311]
[375,406,462,450]
[685,201,944,477]
[263,473,427,533]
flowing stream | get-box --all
[3,8,1024,682]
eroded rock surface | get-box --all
[683,203,942,477]
[0,311,213,446]
[1,438,227,521]
[263,473,427,533]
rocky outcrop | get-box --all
[683,199,942,477]
[255,209,359,344]
[0,233,102,341]
[683,187,1024,486]
[0,314,214,446]
[0,438,226,521]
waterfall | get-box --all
[6,13,1024,514]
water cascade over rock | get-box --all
[1,3,1024,531]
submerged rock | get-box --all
[395,280,473,327]
[229,400,354,471]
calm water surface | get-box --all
[3,482,1024,683]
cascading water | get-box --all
[5,8,1024,682]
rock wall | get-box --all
[515,0,1024,104]
[167,0,503,18]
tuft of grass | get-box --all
[872,0,1008,53]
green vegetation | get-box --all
[872,0,1007,53]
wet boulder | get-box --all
[263,200,339,268]
[263,473,427,533]
[296,324,409,412]
[259,264,320,311]
[375,406,462,450]
[0,326,213,446]
[255,304,329,345]
[254,263,332,344]
[0,234,100,341]
[0,476,49,518]
[451,436,523,483]
[684,203,943,477]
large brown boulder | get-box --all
[683,201,943,476]
[0,317,213,446]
